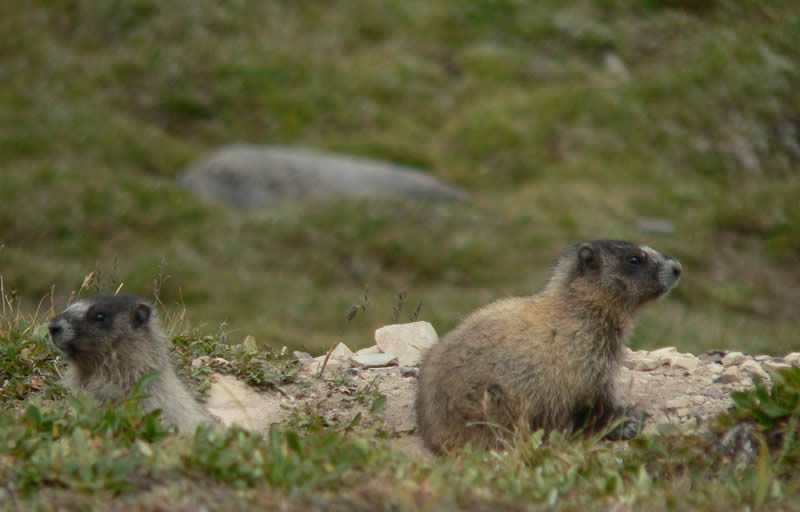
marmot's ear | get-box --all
[132,303,151,328]
[578,243,599,272]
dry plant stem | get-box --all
[317,343,337,379]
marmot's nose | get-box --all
[670,260,682,278]
[48,322,62,337]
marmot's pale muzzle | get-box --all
[48,316,76,354]
[658,257,682,293]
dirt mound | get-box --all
[205,324,800,444]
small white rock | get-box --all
[632,358,661,371]
[331,342,354,359]
[375,322,439,367]
[740,360,769,382]
[651,347,678,355]
[762,361,791,373]
[349,353,399,368]
[665,397,690,409]
[292,351,312,360]
[623,350,660,371]
[604,52,630,80]
[400,367,419,378]
[785,353,800,367]
[663,354,700,371]
[722,352,747,366]
[191,356,210,368]
[304,343,353,373]
[692,364,722,379]
[716,367,744,385]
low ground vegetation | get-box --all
[2,298,800,510]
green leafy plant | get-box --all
[171,332,298,391]
[183,427,375,491]
[723,368,800,438]
[0,379,172,494]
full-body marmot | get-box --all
[416,240,682,453]
[48,294,213,433]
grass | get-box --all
[2,305,800,510]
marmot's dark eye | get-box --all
[627,255,644,265]
[93,312,106,322]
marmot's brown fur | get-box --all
[416,240,682,453]
[48,294,213,433]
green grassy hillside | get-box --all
[2,0,799,355]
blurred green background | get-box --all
[1,0,798,355]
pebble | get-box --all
[662,354,700,371]
[762,361,791,373]
[303,343,354,374]
[699,350,726,364]
[785,353,800,367]
[651,347,678,355]
[350,353,399,369]
[665,397,690,409]
[740,360,769,382]
[400,367,419,378]
[329,342,354,360]
[716,367,744,384]
[623,354,660,371]
[722,352,747,366]
[191,356,210,368]
[375,322,439,367]
[293,351,312,360]
[692,364,722,379]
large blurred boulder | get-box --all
[178,144,467,209]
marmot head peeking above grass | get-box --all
[49,294,213,433]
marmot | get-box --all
[48,294,213,433]
[416,240,682,453]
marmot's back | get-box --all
[416,240,682,453]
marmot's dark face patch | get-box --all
[48,295,151,358]
[608,243,680,304]
[578,240,681,306]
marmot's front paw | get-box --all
[605,408,647,441]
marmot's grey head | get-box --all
[551,239,682,310]
[48,294,153,360]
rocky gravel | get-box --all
[205,322,800,443]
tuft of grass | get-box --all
[171,329,299,393]
[183,426,376,491]
[0,292,65,407]
[0,387,171,495]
